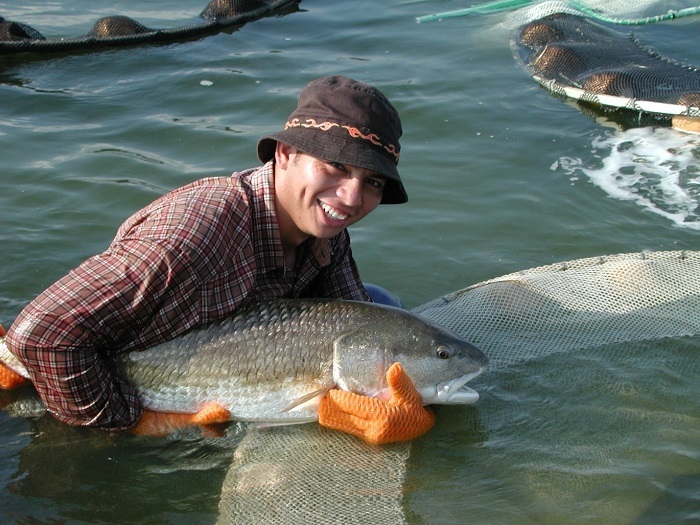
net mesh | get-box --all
[215,250,700,524]
[0,0,296,53]
[3,250,700,524]
[217,425,410,524]
[417,0,698,23]
[502,0,698,27]
[507,1,700,118]
[413,250,700,370]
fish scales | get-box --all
[120,301,340,420]
[1,299,488,423]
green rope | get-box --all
[568,2,700,25]
[416,0,536,22]
[417,0,700,24]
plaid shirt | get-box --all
[7,162,370,428]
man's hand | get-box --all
[132,402,231,437]
[0,324,30,390]
[318,362,435,445]
[0,362,29,390]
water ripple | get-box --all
[554,127,700,230]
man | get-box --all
[2,76,434,444]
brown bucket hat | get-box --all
[257,75,407,204]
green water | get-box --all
[1,1,699,523]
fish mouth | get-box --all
[420,371,482,405]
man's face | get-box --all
[274,142,386,248]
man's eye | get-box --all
[366,178,386,189]
[330,162,347,172]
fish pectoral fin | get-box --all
[281,385,335,413]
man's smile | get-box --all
[319,200,349,221]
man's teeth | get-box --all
[320,202,348,220]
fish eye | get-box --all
[436,345,451,359]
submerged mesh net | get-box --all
[502,0,700,27]
[3,250,699,523]
[214,250,700,524]
[0,0,297,54]
[217,425,410,524]
[507,2,700,119]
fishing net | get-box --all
[413,250,700,370]
[3,250,699,523]
[214,250,700,524]
[217,425,411,525]
[0,0,297,54]
[419,1,700,126]
[418,0,700,25]
[501,0,700,26]
[505,1,700,121]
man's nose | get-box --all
[338,176,363,207]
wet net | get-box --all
[216,424,411,525]
[0,0,297,54]
[501,0,700,26]
[413,250,700,370]
[506,1,700,121]
[215,250,700,524]
[419,0,700,23]
[3,248,700,523]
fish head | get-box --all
[332,303,488,405]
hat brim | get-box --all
[257,130,407,205]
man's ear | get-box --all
[274,142,296,169]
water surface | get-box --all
[1,1,698,523]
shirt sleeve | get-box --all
[6,177,253,429]
[5,236,200,428]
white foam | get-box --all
[554,127,700,230]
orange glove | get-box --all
[132,402,231,437]
[0,324,30,390]
[318,362,435,445]
[0,362,29,390]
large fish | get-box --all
[0,299,488,423]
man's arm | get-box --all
[6,178,256,429]
[6,238,195,428]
